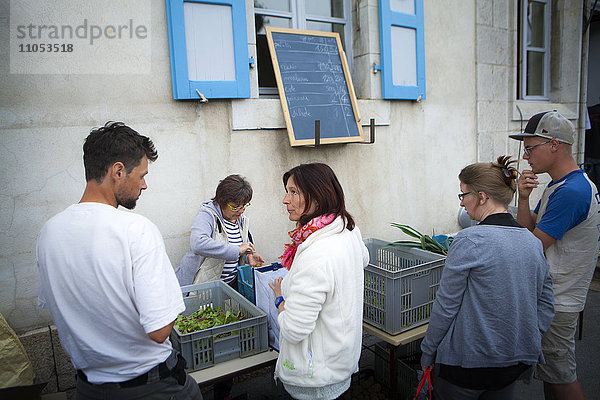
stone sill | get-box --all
[231,98,391,131]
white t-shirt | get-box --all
[37,203,185,383]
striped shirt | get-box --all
[220,219,243,283]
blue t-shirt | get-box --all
[534,169,594,240]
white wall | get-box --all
[0,0,487,333]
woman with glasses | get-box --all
[420,156,555,400]
[175,174,264,289]
[269,163,369,400]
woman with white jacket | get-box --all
[270,163,369,400]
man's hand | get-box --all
[516,169,539,231]
[517,169,539,200]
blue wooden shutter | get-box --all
[378,0,426,100]
[166,0,250,99]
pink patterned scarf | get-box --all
[279,214,337,270]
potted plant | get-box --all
[388,223,452,256]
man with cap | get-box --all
[510,111,600,400]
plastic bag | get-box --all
[254,266,288,351]
[412,367,433,400]
[0,312,35,388]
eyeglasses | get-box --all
[226,202,250,212]
[458,192,474,201]
[524,140,551,156]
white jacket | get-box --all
[275,216,369,388]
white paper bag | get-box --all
[254,267,288,351]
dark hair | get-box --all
[283,163,355,230]
[459,155,518,206]
[83,121,157,183]
[212,175,253,208]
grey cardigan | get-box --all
[420,223,554,368]
[175,201,250,286]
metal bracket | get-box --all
[373,64,381,74]
[312,119,375,146]
[195,89,208,103]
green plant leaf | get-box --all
[386,240,422,248]
[389,222,451,256]
[390,223,424,239]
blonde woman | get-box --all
[420,156,555,400]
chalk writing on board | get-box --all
[266,28,363,146]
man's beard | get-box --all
[116,194,138,210]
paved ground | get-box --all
[54,278,600,400]
[201,282,600,400]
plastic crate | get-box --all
[373,341,420,400]
[363,238,445,335]
[237,263,283,304]
[171,280,268,371]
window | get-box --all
[166,0,250,100]
[378,0,426,100]
[518,0,551,100]
[254,0,352,96]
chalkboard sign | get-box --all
[265,27,364,147]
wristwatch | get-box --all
[274,296,285,308]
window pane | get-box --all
[526,51,544,96]
[390,0,415,15]
[527,1,545,48]
[256,15,291,34]
[306,21,345,50]
[256,16,291,88]
[184,2,235,81]
[390,26,417,86]
[254,0,290,12]
[305,0,344,18]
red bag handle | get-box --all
[412,367,433,400]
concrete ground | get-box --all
[44,273,600,400]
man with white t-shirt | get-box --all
[36,122,202,400]
[510,111,600,400]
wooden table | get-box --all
[363,323,428,400]
[188,325,428,397]
[189,349,279,386]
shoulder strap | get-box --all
[203,204,224,234]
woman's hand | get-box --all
[269,277,285,313]
[268,277,283,298]
[239,242,255,256]
[248,253,265,267]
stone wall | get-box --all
[19,326,75,396]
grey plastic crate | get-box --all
[171,281,268,372]
[363,238,445,335]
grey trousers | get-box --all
[75,351,203,400]
[76,373,202,400]
[434,375,516,400]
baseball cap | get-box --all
[509,110,575,145]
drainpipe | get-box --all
[578,0,591,165]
